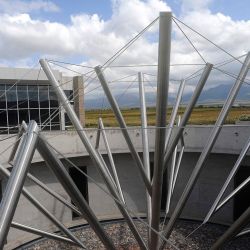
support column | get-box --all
[150,11,172,250]
[73,75,85,126]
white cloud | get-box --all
[0,0,249,98]
[0,0,60,14]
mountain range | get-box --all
[85,84,250,109]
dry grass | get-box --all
[84,106,250,128]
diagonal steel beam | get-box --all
[138,72,152,239]
[11,221,77,245]
[98,118,125,203]
[164,80,185,152]
[211,205,250,249]
[7,122,81,216]
[0,165,85,248]
[95,121,101,150]
[8,122,25,164]
[21,121,115,250]
[0,121,39,248]
[27,173,81,216]
[172,140,185,194]
[161,52,250,248]
[95,66,152,195]
[162,63,213,174]
[204,135,250,223]
[215,175,250,213]
[40,59,147,250]
[166,116,181,214]
[37,135,116,250]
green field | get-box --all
[84,106,250,127]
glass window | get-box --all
[39,85,49,108]
[49,86,58,107]
[7,110,18,126]
[40,109,50,129]
[28,85,39,108]
[0,111,7,128]
[0,85,6,109]
[17,85,28,109]
[50,108,60,130]
[30,109,40,123]
[18,110,29,124]
[6,85,17,109]
[64,90,73,100]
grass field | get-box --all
[84,106,250,127]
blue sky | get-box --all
[28,0,250,24]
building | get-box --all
[0,66,85,134]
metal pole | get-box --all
[172,144,185,194]
[0,121,39,248]
[0,165,85,248]
[8,123,25,164]
[40,58,147,250]
[150,11,172,250]
[236,228,250,238]
[211,205,250,250]
[138,72,152,233]
[37,135,116,250]
[95,66,152,194]
[11,222,76,245]
[27,173,81,216]
[166,116,181,214]
[204,135,250,223]
[95,121,101,149]
[163,63,213,173]
[98,118,125,203]
[215,175,250,213]
[164,80,185,152]
[161,52,250,247]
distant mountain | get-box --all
[85,84,250,109]
[183,84,250,104]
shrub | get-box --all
[238,114,250,121]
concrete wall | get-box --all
[1,125,250,249]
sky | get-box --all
[0,0,249,98]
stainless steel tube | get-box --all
[211,205,250,249]
[98,118,125,203]
[0,164,85,248]
[0,121,39,248]
[40,58,147,249]
[138,72,152,235]
[95,65,152,194]
[204,135,250,223]
[161,52,250,247]
[163,63,213,173]
[11,222,77,245]
[150,11,172,250]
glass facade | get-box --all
[0,84,72,134]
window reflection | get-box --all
[0,83,67,133]
[17,85,28,109]
[0,85,6,109]
[6,86,17,109]
[39,85,49,108]
[28,85,39,108]
[49,86,58,107]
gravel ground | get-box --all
[18,219,250,250]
